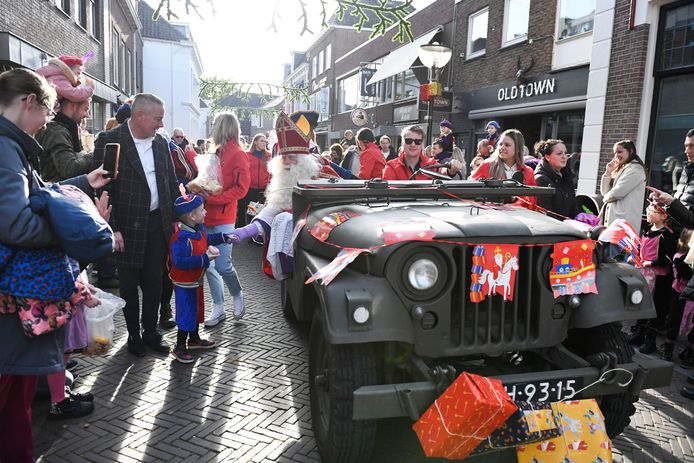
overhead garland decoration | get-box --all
[198,78,310,118]
[153,0,414,42]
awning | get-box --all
[468,96,586,120]
[365,28,441,87]
[263,95,285,109]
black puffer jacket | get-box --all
[674,162,694,211]
[534,159,578,219]
[662,199,694,301]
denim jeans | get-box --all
[205,223,242,305]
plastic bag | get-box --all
[83,288,124,355]
[188,153,223,196]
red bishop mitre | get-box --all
[275,111,310,156]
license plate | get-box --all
[504,378,582,402]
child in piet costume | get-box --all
[227,112,329,279]
[169,191,234,363]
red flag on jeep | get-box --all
[469,244,520,302]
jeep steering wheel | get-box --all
[416,167,452,181]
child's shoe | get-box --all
[188,338,216,350]
[679,346,694,368]
[172,345,194,364]
[233,291,246,320]
[47,397,94,420]
[204,303,226,327]
[66,386,94,402]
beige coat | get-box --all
[600,161,646,234]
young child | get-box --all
[633,202,676,354]
[36,54,94,103]
[169,192,231,363]
[485,120,501,149]
[437,119,455,156]
[661,229,694,360]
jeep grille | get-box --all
[450,244,561,352]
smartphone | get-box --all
[103,143,120,179]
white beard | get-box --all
[265,154,321,211]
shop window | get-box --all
[648,74,694,192]
[557,0,595,40]
[403,69,419,99]
[467,8,488,59]
[338,73,359,113]
[659,3,694,71]
[502,0,529,46]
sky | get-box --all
[148,0,338,86]
[147,0,434,88]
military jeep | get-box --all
[281,179,673,463]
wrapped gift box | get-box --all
[517,399,612,463]
[472,401,562,454]
[413,372,517,459]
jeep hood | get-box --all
[305,201,587,250]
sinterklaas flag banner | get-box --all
[469,244,520,302]
[549,240,599,298]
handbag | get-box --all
[29,183,114,262]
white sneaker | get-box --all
[233,292,246,320]
[204,303,226,327]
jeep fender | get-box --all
[302,252,414,345]
[569,262,655,329]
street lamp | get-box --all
[418,43,452,149]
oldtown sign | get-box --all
[497,78,556,101]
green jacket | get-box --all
[35,120,93,182]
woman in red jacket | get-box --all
[204,113,251,326]
[237,133,271,226]
[470,128,536,206]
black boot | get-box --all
[660,341,675,361]
[627,326,645,346]
[159,303,176,329]
[639,335,657,354]
[679,346,694,368]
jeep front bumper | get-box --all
[352,354,673,420]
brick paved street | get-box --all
[33,243,694,463]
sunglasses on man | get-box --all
[404,138,423,146]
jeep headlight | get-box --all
[407,258,439,291]
[630,289,643,305]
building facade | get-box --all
[138,1,202,141]
[330,0,454,147]
[453,0,593,169]
[0,0,141,133]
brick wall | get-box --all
[598,0,650,179]
[452,0,556,92]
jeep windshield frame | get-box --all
[292,179,555,212]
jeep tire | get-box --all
[564,322,637,438]
[309,315,378,463]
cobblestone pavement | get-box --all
[34,244,694,462]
